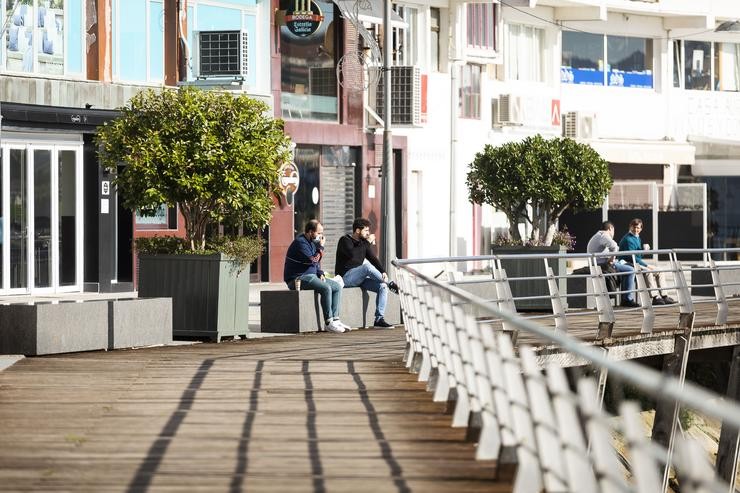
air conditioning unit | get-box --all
[563,111,597,139]
[492,94,523,126]
[376,66,422,126]
[192,30,249,79]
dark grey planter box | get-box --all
[493,246,567,311]
[138,254,249,341]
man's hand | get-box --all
[368,233,376,245]
[320,275,326,281]
[382,272,388,282]
[645,264,655,270]
[319,235,326,247]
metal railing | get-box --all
[392,248,740,493]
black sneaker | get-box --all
[652,296,665,306]
[373,317,394,328]
[387,281,399,294]
[662,295,677,305]
[620,299,639,308]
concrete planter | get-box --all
[493,246,568,311]
[138,254,249,341]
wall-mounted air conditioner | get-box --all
[492,94,523,126]
[192,30,249,79]
[563,111,597,139]
[376,66,422,126]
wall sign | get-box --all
[279,162,300,205]
[284,0,324,37]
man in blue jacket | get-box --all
[284,220,347,333]
[618,218,676,306]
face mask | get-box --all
[313,235,323,244]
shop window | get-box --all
[460,63,481,119]
[506,23,544,82]
[466,2,496,52]
[430,7,440,72]
[561,31,604,85]
[279,0,337,122]
[673,40,740,92]
[607,35,653,88]
[3,0,83,76]
[684,40,712,91]
[113,0,165,82]
[393,6,417,66]
[135,205,178,230]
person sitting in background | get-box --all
[284,220,348,333]
[618,218,677,306]
[586,221,638,308]
[335,217,399,328]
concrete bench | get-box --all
[0,298,172,356]
[691,264,740,297]
[259,287,402,333]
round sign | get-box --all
[311,187,319,205]
[284,0,324,38]
[279,162,300,197]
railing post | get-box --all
[545,261,567,332]
[707,255,728,325]
[671,252,695,330]
[635,271,656,334]
[589,259,615,339]
[493,262,519,344]
[716,345,740,490]
[621,402,663,492]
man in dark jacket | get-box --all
[284,220,347,333]
[335,218,398,328]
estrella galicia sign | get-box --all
[285,0,323,37]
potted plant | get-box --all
[97,86,291,340]
[466,135,612,310]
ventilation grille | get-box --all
[196,31,248,78]
[375,66,422,126]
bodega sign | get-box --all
[285,0,324,37]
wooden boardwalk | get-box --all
[0,328,511,492]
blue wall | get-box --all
[67,0,83,74]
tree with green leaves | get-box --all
[467,135,612,245]
[97,86,291,251]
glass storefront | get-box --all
[1,141,83,293]
[279,0,338,121]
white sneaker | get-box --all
[325,320,345,333]
[333,318,351,331]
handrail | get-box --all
[393,259,740,431]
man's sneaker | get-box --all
[325,320,345,333]
[333,318,351,331]
[387,281,399,294]
[620,299,639,308]
[652,296,666,306]
[662,295,677,305]
[373,317,394,328]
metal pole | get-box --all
[381,0,395,269]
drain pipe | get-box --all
[450,61,461,257]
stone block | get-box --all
[110,298,173,349]
[260,287,402,333]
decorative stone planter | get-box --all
[493,246,568,311]
[138,254,249,341]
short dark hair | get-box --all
[630,218,643,228]
[600,221,614,231]
[352,217,371,232]
[305,219,320,234]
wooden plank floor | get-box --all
[0,328,511,493]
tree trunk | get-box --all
[543,222,557,246]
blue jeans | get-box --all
[611,261,636,302]
[342,260,388,320]
[291,274,342,323]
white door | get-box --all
[1,143,83,294]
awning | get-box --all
[589,139,695,165]
[688,135,740,176]
[333,0,407,28]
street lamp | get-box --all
[380,0,395,269]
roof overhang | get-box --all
[589,139,695,165]
[688,135,740,176]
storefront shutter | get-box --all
[320,163,355,275]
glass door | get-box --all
[1,143,83,294]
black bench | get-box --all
[259,287,402,333]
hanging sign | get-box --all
[279,162,300,205]
[284,0,324,37]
